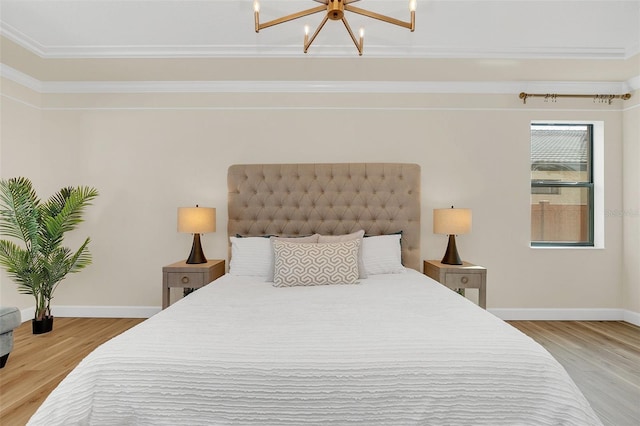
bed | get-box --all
[27,163,602,425]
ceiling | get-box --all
[1,0,639,60]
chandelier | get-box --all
[253,0,416,55]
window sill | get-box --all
[530,245,604,250]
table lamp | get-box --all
[177,205,216,264]
[433,206,472,265]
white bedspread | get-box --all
[28,270,602,425]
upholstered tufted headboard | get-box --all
[227,163,421,271]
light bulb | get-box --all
[253,0,260,13]
[409,0,417,12]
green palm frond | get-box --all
[0,239,42,296]
[40,186,98,256]
[66,237,93,274]
[0,177,41,252]
[0,177,98,320]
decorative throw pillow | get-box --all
[267,234,320,281]
[228,236,272,277]
[361,234,405,275]
[318,230,367,279]
[273,240,361,287]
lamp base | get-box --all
[186,233,207,264]
[441,234,463,265]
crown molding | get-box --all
[1,64,637,96]
[627,75,640,92]
[0,22,48,57]
[2,44,635,61]
[1,22,636,61]
[0,64,42,92]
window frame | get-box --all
[530,122,595,248]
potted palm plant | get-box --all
[0,177,98,334]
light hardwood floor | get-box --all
[508,321,640,426]
[1,318,638,425]
[0,317,144,425]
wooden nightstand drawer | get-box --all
[423,260,487,309]
[162,259,225,309]
[166,272,205,288]
[445,273,482,288]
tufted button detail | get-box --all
[229,163,420,269]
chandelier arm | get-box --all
[304,15,329,53]
[256,5,326,31]
[344,4,415,31]
[341,17,363,56]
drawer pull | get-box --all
[181,276,190,284]
[461,276,469,284]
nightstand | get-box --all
[423,260,487,309]
[162,259,225,309]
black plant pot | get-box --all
[32,316,54,334]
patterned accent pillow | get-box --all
[273,240,361,287]
[267,234,320,282]
[318,230,367,279]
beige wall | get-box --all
[622,92,640,313]
[1,79,631,314]
[0,79,43,309]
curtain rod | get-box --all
[519,92,631,104]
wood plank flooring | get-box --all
[1,318,638,425]
[0,317,144,425]
[508,321,640,426]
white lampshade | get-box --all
[177,207,216,234]
[433,208,472,235]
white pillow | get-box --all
[273,240,360,287]
[318,230,367,279]
[361,234,405,275]
[229,236,272,277]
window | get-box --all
[531,123,594,246]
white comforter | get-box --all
[28,270,602,425]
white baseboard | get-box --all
[490,308,640,326]
[19,305,160,323]
[19,306,640,327]
[19,307,33,322]
[623,309,640,327]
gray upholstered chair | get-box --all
[0,306,21,368]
